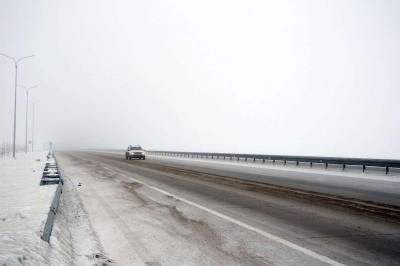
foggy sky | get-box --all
[1,0,399,159]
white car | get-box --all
[125,145,146,160]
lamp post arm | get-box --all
[0,53,17,66]
[18,85,38,95]
[18,85,28,94]
[16,55,35,65]
[27,86,37,93]
[1,52,35,158]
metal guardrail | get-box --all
[41,180,63,242]
[147,150,400,174]
[41,151,63,243]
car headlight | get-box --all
[142,152,145,154]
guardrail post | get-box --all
[296,161,299,166]
[343,164,345,171]
[363,165,365,172]
[325,163,328,169]
[245,158,247,162]
[230,157,232,160]
[263,159,265,163]
[284,160,286,166]
[273,160,275,165]
[224,156,225,160]
[237,157,239,161]
[253,158,256,162]
[212,156,213,159]
[310,162,312,168]
[386,167,389,174]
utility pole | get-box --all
[0,53,35,158]
[29,101,41,152]
[19,85,37,153]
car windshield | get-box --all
[130,147,142,150]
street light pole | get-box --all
[19,85,38,153]
[0,53,35,158]
[29,101,41,152]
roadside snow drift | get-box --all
[0,152,73,265]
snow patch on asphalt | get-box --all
[55,164,116,266]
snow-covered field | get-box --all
[0,152,62,265]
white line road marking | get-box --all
[102,166,346,266]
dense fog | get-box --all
[1,0,399,159]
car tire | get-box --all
[143,156,146,160]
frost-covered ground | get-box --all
[0,152,63,265]
[0,152,115,266]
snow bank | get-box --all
[0,152,73,266]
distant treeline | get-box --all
[1,142,25,157]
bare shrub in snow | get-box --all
[1,142,26,158]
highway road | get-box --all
[56,150,400,266]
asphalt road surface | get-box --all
[56,150,400,266]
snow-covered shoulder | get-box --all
[0,152,69,265]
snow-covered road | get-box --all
[56,150,400,266]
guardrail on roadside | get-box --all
[146,150,400,174]
[41,151,63,243]
[41,151,61,186]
